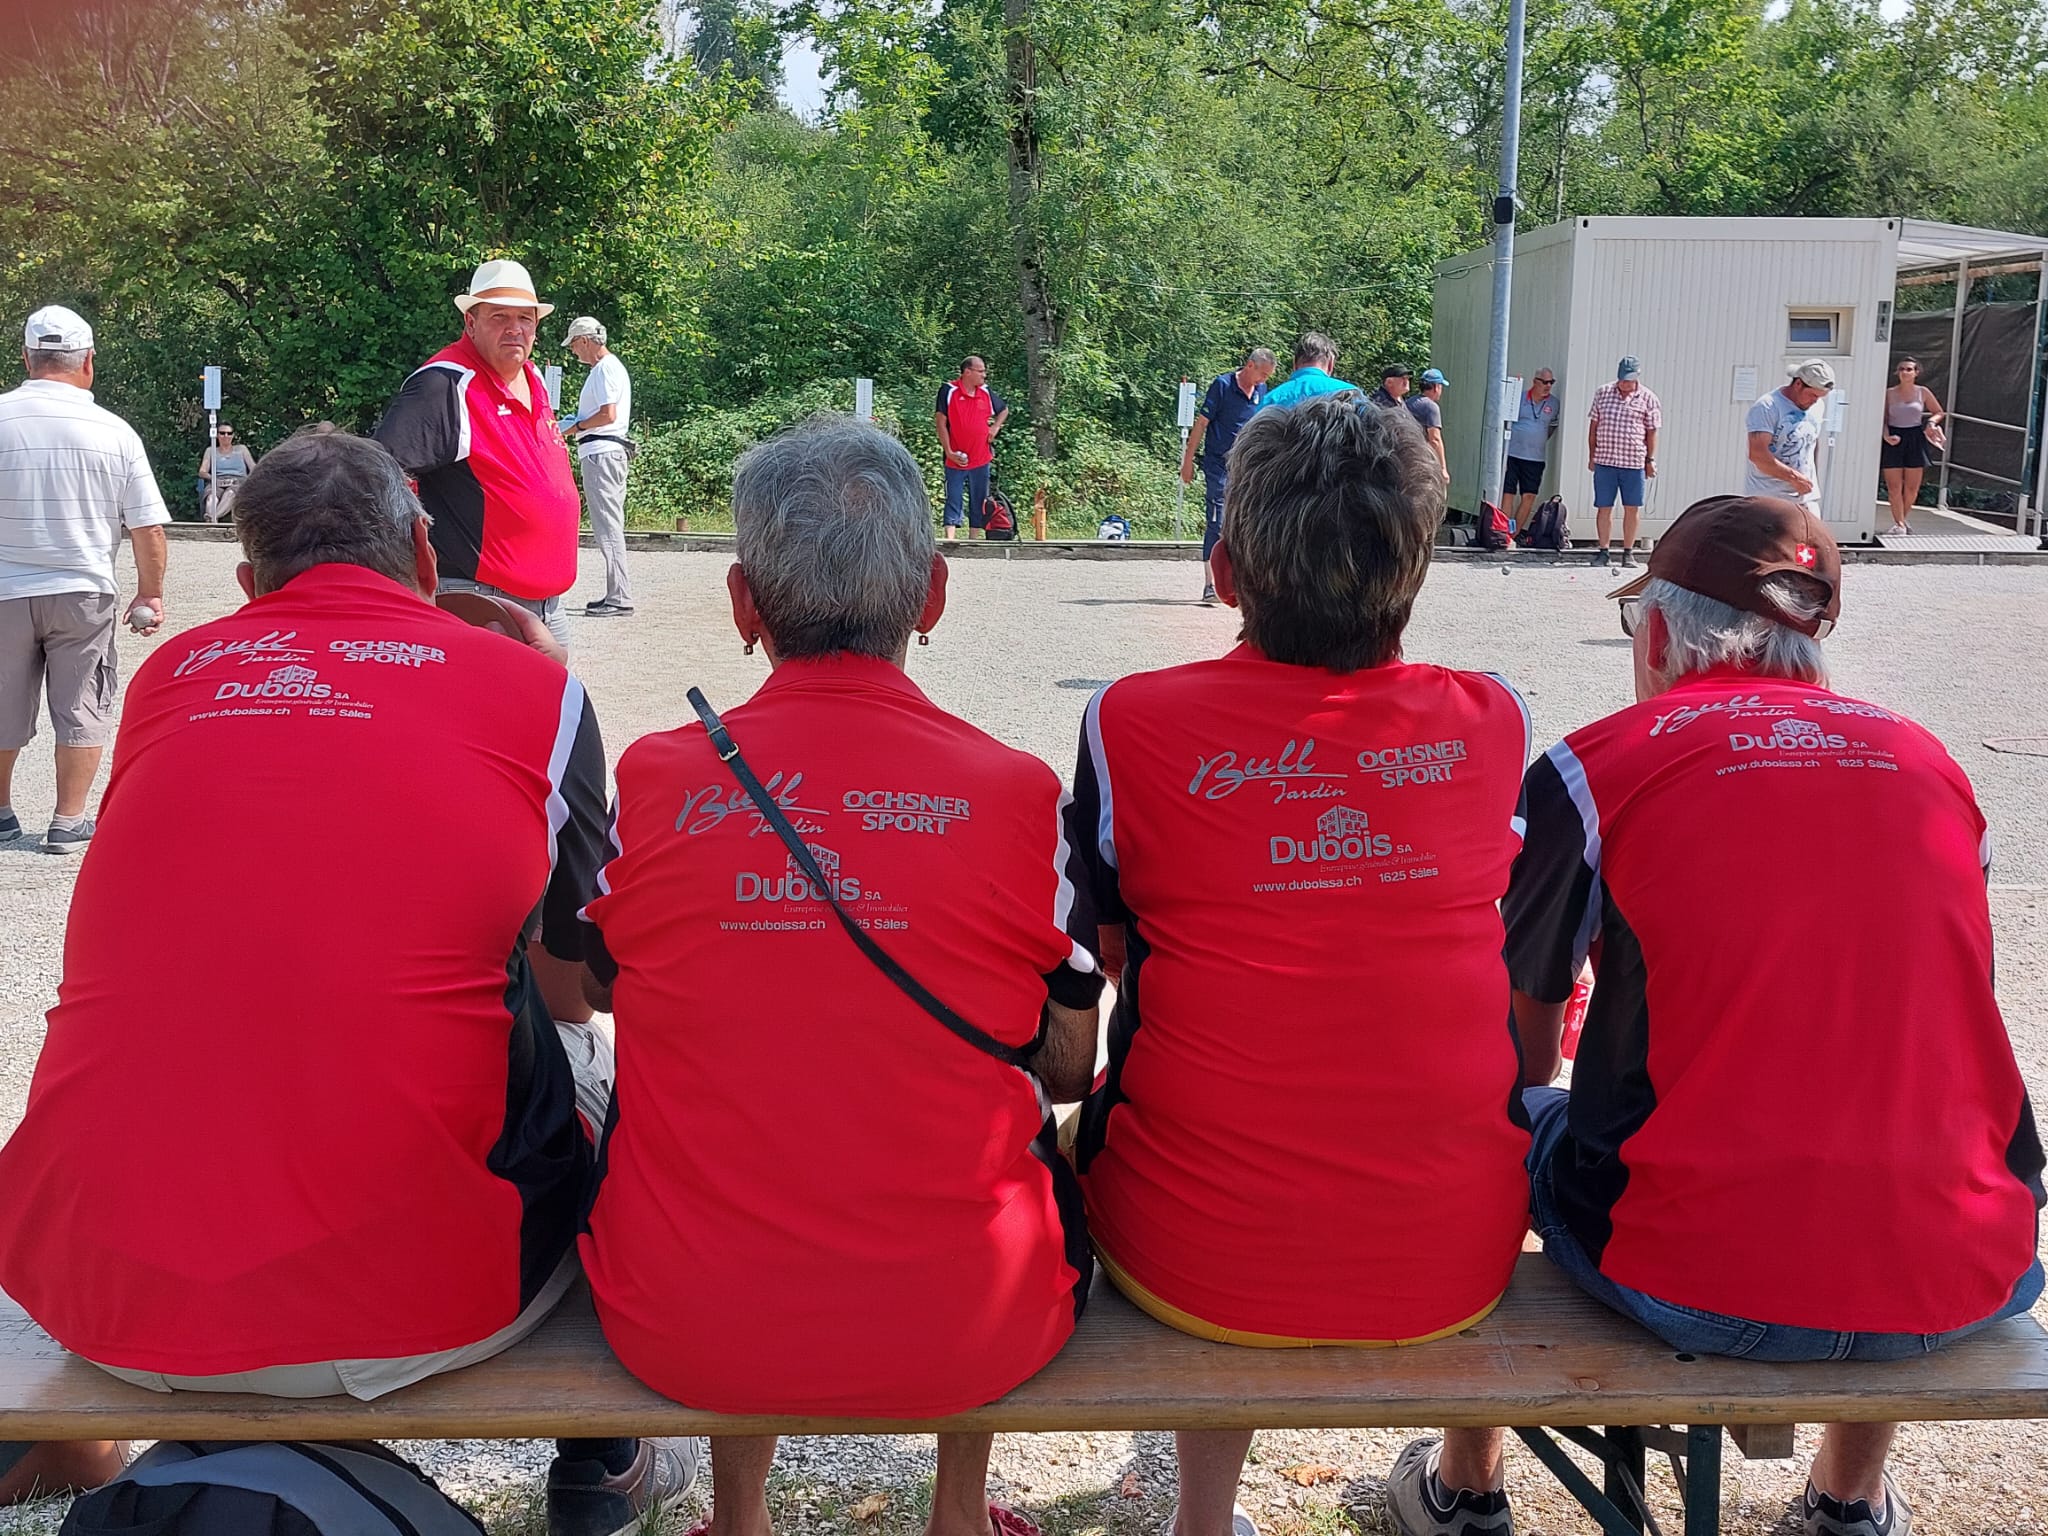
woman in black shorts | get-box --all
[1880,357,1944,536]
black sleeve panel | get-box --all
[540,690,609,962]
[373,366,464,476]
[1064,700,1128,925]
[1503,751,1597,1004]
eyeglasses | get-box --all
[1534,377,1554,385]
[1618,596,1642,637]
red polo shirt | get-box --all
[373,334,581,600]
[0,565,609,1374]
[1068,646,1534,1341]
[936,380,1007,471]
[1505,669,2045,1332]
[579,654,1104,1416]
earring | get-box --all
[743,639,756,656]
[916,632,930,646]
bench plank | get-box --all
[3,1258,2042,1439]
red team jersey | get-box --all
[580,655,1104,1416]
[374,335,581,600]
[1505,668,2045,1332]
[1069,646,1534,1342]
[0,566,608,1374]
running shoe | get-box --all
[1803,1474,1912,1536]
[547,1437,702,1536]
[1588,548,1610,567]
[44,818,94,855]
[1385,1437,1514,1536]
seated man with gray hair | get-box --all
[1066,395,1534,1536]
[1385,496,2045,1536]
[578,415,1104,1536]
[0,426,696,1536]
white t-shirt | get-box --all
[575,352,632,461]
[1744,389,1821,506]
[0,379,170,600]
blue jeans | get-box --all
[1201,468,1227,559]
[1524,1086,2045,1362]
[1591,463,1645,509]
[943,465,991,529]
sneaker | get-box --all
[584,598,635,617]
[1162,1504,1259,1536]
[1619,549,1637,569]
[1803,1474,1912,1536]
[1588,548,1610,567]
[0,810,20,844]
[44,818,94,855]
[1385,1437,1514,1536]
[1200,583,1218,606]
[547,1437,701,1536]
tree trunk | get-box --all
[1002,0,1061,462]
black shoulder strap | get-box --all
[687,687,1032,1071]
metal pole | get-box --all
[1939,256,1968,512]
[1476,0,1528,513]
[1174,430,1189,542]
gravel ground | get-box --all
[0,544,2043,1535]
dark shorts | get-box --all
[944,465,991,528]
[1504,456,1546,497]
[1524,1086,2046,1361]
[1880,425,1928,470]
[1201,469,1227,559]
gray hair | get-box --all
[26,347,89,377]
[1246,347,1278,368]
[234,426,424,594]
[732,415,935,660]
[1222,393,1443,671]
[1640,576,1829,687]
[1293,332,1338,368]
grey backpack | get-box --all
[62,1441,484,1536]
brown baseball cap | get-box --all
[1613,495,1841,637]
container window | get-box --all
[1788,311,1845,350]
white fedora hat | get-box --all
[454,258,554,319]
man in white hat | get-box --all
[1746,358,1836,511]
[0,304,170,853]
[560,316,634,617]
[373,259,581,645]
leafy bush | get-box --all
[626,384,1194,539]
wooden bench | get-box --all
[4,1257,2043,1536]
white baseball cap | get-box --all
[453,259,554,319]
[1791,358,1837,389]
[563,316,607,346]
[24,305,93,352]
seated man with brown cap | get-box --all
[1383,496,2045,1536]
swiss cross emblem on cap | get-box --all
[1794,544,1817,567]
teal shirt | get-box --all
[1260,366,1358,408]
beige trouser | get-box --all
[0,593,118,749]
[581,450,632,607]
[88,1020,614,1401]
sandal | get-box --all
[992,1507,1046,1536]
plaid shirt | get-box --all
[1588,383,1662,469]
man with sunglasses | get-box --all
[1384,495,2044,1536]
[1502,370,1557,528]
[375,259,581,645]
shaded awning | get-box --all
[1897,220,2048,271]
